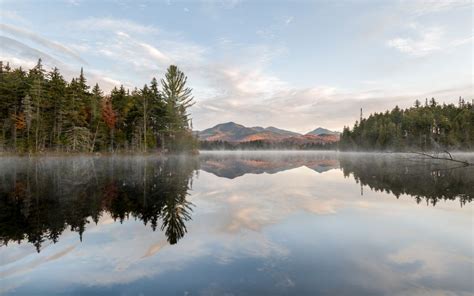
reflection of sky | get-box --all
[1,161,473,295]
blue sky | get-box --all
[0,0,472,132]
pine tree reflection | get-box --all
[0,157,198,252]
[339,154,473,206]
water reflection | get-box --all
[339,153,474,207]
[199,151,338,178]
[0,156,198,252]
[1,152,472,253]
[200,151,473,205]
[0,153,472,295]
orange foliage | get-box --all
[13,113,26,130]
[101,97,116,129]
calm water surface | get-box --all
[1,151,473,295]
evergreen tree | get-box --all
[340,99,474,151]
[0,60,197,153]
[161,65,196,151]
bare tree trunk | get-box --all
[90,123,99,152]
[413,151,472,166]
[110,128,114,152]
[12,112,17,152]
[35,104,40,152]
[161,133,165,152]
[143,103,147,153]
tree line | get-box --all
[339,98,474,151]
[0,59,197,153]
[199,139,337,150]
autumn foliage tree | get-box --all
[101,97,116,152]
[0,60,197,153]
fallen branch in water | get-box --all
[413,151,473,166]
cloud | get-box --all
[138,42,171,64]
[0,10,28,25]
[0,23,86,64]
[387,22,472,57]
[71,17,159,35]
[401,0,472,15]
[63,18,208,88]
[387,25,444,56]
[451,36,473,47]
[0,36,64,66]
[67,0,81,6]
[2,7,471,134]
[193,79,472,133]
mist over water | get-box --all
[1,152,473,295]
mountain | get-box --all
[198,122,257,142]
[197,122,339,144]
[306,127,340,136]
[265,126,301,137]
[198,122,302,142]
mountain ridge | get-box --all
[197,122,340,143]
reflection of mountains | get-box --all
[339,154,473,206]
[0,157,198,252]
[201,152,473,206]
[199,153,339,179]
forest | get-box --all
[199,139,338,150]
[0,60,197,153]
[339,98,474,151]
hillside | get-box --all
[197,122,340,150]
[198,122,304,142]
[306,127,340,136]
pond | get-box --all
[0,151,473,295]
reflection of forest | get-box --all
[0,157,198,252]
[339,154,473,206]
[2,153,472,253]
[199,153,339,179]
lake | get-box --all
[1,151,473,295]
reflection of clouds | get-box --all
[1,156,472,294]
[347,238,474,295]
[388,244,474,278]
[141,240,168,259]
[0,245,76,278]
[194,167,357,235]
[213,231,289,265]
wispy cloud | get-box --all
[386,23,472,57]
[0,23,86,63]
[0,10,29,25]
[71,17,159,35]
[193,81,472,133]
[0,36,64,66]
[387,25,444,56]
[66,0,81,6]
[401,0,472,15]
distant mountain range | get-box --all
[197,122,340,144]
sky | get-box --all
[0,0,472,133]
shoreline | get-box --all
[1,150,473,157]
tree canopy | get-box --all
[339,99,474,151]
[0,60,197,153]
